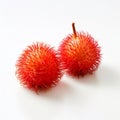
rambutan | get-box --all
[16,42,61,92]
[58,23,101,77]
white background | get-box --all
[0,0,120,120]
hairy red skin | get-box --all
[59,32,101,77]
[16,42,61,92]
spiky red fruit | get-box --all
[59,23,101,77]
[16,42,61,92]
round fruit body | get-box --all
[16,42,61,92]
[59,32,101,77]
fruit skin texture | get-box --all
[59,32,101,77]
[16,42,61,92]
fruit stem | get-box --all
[72,23,77,38]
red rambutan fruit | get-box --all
[58,23,101,77]
[16,42,61,92]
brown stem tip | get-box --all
[72,23,77,38]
